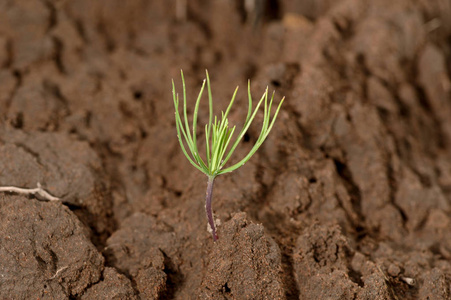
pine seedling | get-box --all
[172,70,284,241]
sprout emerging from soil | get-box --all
[172,70,284,241]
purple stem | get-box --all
[205,176,218,241]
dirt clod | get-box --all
[199,212,285,300]
[0,195,104,298]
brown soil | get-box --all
[1,0,451,299]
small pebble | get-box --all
[387,263,400,277]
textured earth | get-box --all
[1,0,451,299]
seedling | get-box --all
[172,70,284,241]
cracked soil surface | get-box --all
[1,0,451,299]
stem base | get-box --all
[205,176,218,241]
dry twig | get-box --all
[0,182,60,201]
[49,266,68,279]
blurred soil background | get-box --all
[1,0,451,299]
